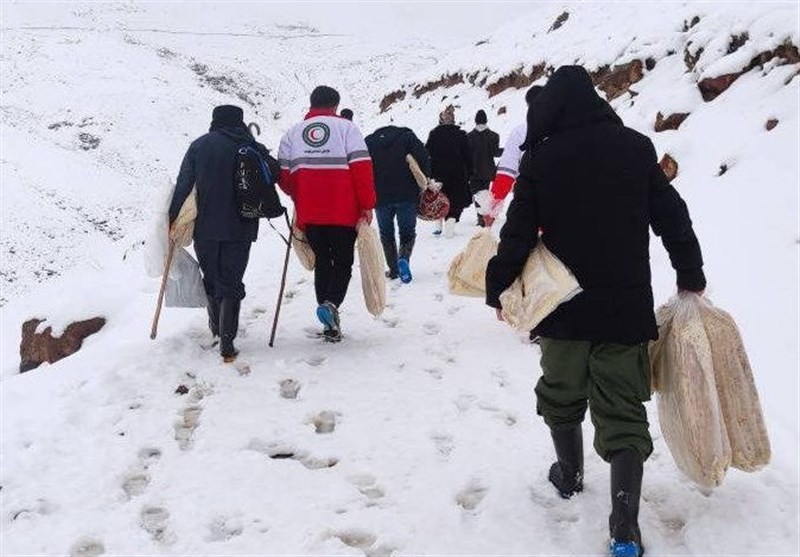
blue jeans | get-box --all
[376,202,417,273]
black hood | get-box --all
[367,125,412,149]
[209,104,244,131]
[522,65,622,150]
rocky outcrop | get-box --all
[379,90,406,113]
[497,106,507,115]
[592,59,644,101]
[766,118,779,131]
[412,73,464,99]
[659,154,679,181]
[20,317,106,373]
[698,40,800,101]
[486,63,547,98]
[654,111,690,132]
[548,11,569,33]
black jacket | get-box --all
[467,127,501,182]
[486,66,705,344]
[170,125,263,242]
[426,124,473,210]
[365,126,430,207]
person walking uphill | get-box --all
[278,86,375,342]
[466,110,501,227]
[485,66,706,557]
[365,125,430,283]
[169,104,267,362]
[426,106,472,237]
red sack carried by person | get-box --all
[418,189,450,221]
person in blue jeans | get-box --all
[365,125,430,282]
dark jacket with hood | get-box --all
[170,109,264,242]
[426,124,473,210]
[365,126,431,207]
[466,127,501,184]
[486,66,706,344]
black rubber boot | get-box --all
[399,237,415,261]
[609,449,644,553]
[206,295,220,337]
[219,298,241,362]
[381,237,399,279]
[548,426,584,498]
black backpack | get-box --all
[234,142,285,219]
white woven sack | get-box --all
[356,221,386,317]
[447,229,498,297]
[650,294,731,489]
[498,241,582,331]
[291,219,315,271]
[698,298,771,472]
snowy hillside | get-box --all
[1,2,799,556]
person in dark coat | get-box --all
[365,125,430,282]
[467,109,501,226]
[340,108,354,121]
[485,66,706,557]
[425,106,472,237]
[169,104,265,362]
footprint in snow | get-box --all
[348,474,386,502]
[431,431,454,459]
[380,315,399,328]
[303,354,327,367]
[247,439,338,469]
[174,405,203,450]
[446,305,463,316]
[422,322,441,335]
[310,410,337,434]
[491,369,510,388]
[139,506,174,544]
[424,367,443,380]
[456,481,488,511]
[69,538,105,557]
[433,293,444,302]
[122,473,149,499]
[327,529,395,557]
[206,516,244,542]
[279,378,301,399]
[137,447,162,468]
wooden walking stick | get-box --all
[150,238,177,340]
[269,213,293,347]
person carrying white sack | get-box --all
[485,66,706,557]
[478,85,543,227]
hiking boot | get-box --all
[608,449,644,557]
[206,295,220,337]
[316,301,341,335]
[548,426,584,498]
[219,298,241,363]
[385,270,399,280]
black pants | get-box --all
[305,225,357,307]
[194,238,252,300]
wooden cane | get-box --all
[150,239,177,340]
[269,215,293,347]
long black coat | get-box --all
[426,124,472,210]
[486,66,705,344]
[170,125,262,242]
[467,128,501,184]
[365,126,430,207]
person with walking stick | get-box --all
[168,105,276,362]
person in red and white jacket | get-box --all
[482,85,543,227]
[278,85,376,341]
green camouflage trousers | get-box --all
[535,338,653,461]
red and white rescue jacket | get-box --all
[278,108,375,229]
[489,123,527,203]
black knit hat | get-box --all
[475,109,487,125]
[210,105,244,130]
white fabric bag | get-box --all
[356,221,386,316]
[165,248,207,308]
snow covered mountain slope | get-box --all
[1,2,798,556]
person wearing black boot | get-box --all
[365,124,430,283]
[486,66,706,557]
[466,109,501,227]
[170,104,265,362]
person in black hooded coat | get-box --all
[425,106,472,234]
[485,66,706,557]
[169,104,271,362]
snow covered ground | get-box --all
[1,2,798,556]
